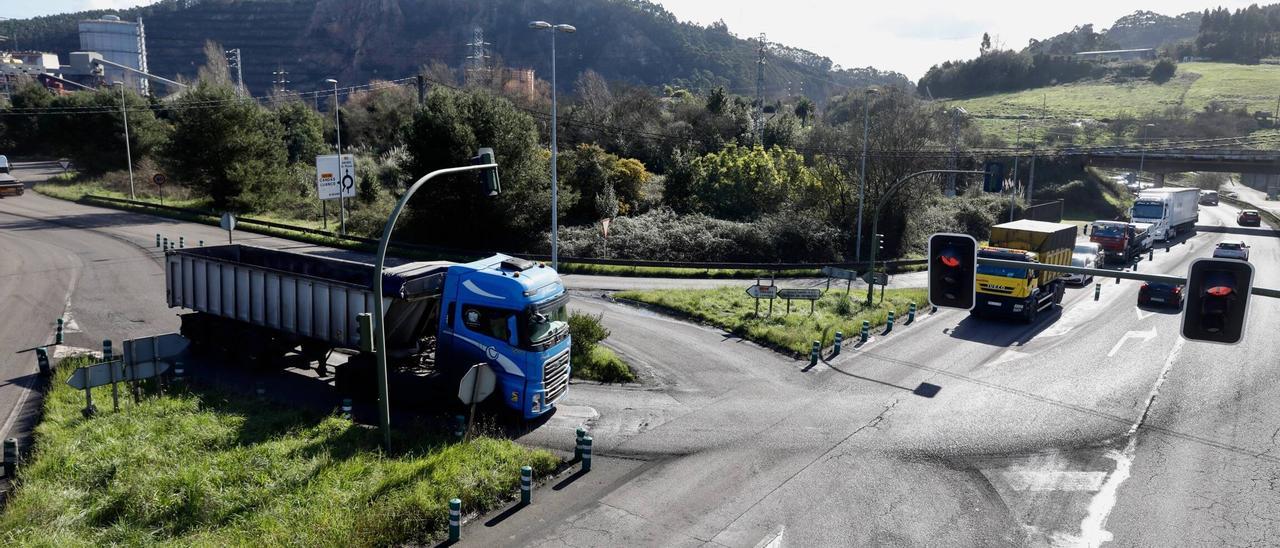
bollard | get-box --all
[179,236,185,249]
[575,427,587,460]
[886,311,895,331]
[1132,262,1138,272]
[341,398,352,420]
[104,339,119,412]
[454,415,466,439]
[173,363,185,385]
[162,237,168,250]
[581,436,594,472]
[55,318,64,345]
[809,340,820,366]
[199,240,204,247]
[156,233,161,248]
[833,332,843,356]
[908,302,917,323]
[2,438,16,479]
[860,320,870,343]
[1149,249,1154,261]
[520,465,533,504]
[35,347,51,376]
[1094,283,1101,301]
[255,381,266,399]
[448,498,461,542]
[1115,276,1121,285]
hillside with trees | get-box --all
[12,0,909,102]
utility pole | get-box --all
[465,27,491,86]
[1027,94,1046,203]
[271,66,289,97]
[114,82,136,200]
[225,48,244,95]
[416,74,427,105]
[855,87,878,262]
[1010,123,1022,222]
[755,33,768,143]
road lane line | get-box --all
[1075,336,1185,547]
[1002,468,1108,492]
[1105,328,1157,358]
[752,525,785,548]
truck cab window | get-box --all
[462,306,513,342]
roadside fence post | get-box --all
[448,498,461,542]
[809,340,820,366]
[833,332,843,356]
[520,465,533,504]
[341,398,352,420]
[860,320,870,343]
[55,318,64,345]
[581,436,594,472]
[1094,283,1101,301]
[2,438,16,479]
[575,426,586,460]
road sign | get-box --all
[777,288,822,300]
[67,360,170,390]
[458,362,496,404]
[822,266,858,281]
[220,212,236,231]
[861,271,889,285]
[315,154,357,200]
[123,333,189,369]
[746,284,778,299]
[152,173,167,186]
[58,159,71,171]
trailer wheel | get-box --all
[335,356,376,400]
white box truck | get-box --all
[1130,187,1199,241]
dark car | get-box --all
[1237,210,1261,227]
[1138,282,1183,308]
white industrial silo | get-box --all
[78,14,150,95]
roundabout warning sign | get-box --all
[315,154,357,200]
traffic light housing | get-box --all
[474,147,501,196]
[982,161,1004,193]
[1181,258,1254,345]
[928,233,977,310]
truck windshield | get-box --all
[1132,202,1164,219]
[1092,225,1124,237]
[978,264,1027,278]
[524,299,568,348]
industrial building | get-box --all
[78,15,150,95]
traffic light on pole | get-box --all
[928,233,977,310]
[875,233,885,255]
[982,161,1004,193]
[1181,258,1254,344]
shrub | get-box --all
[1149,58,1177,84]
[568,311,610,362]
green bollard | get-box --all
[1149,249,1154,261]
[155,234,161,248]
[581,436,594,472]
[833,332,843,356]
[809,340,820,366]
[575,426,587,460]
[35,347,51,376]
[55,318,64,345]
[1094,283,1101,301]
[908,302,917,323]
[162,237,168,250]
[520,465,533,504]
[454,415,466,439]
[860,320,870,343]
[448,498,461,541]
[887,311,895,331]
[2,437,16,479]
[255,381,265,399]
[341,398,352,419]
[199,240,204,247]
[179,236,185,249]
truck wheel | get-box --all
[1024,301,1038,323]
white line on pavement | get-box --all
[1106,328,1157,358]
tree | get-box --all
[275,100,326,165]
[44,85,168,175]
[1149,58,1177,84]
[980,33,992,55]
[793,97,815,126]
[163,83,289,211]
[340,82,416,154]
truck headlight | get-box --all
[530,393,541,413]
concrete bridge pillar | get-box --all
[1153,173,1165,188]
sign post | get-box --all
[777,288,823,314]
[746,281,778,316]
[823,266,859,296]
[315,154,357,235]
[58,159,71,172]
[220,213,236,244]
[152,173,167,205]
[457,363,496,442]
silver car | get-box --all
[1062,254,1096,285]
[1212,241,1250,261]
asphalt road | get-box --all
[4,161,1280,546]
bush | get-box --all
[1149,58,1177,84]
[569,311,610,361]
[566,311,634,383]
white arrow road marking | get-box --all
[753,525,785,548]
[1134,307,1156,321]
[987,349,1028,367]
[1002,468,1108,491]
[1107,328,1157,358]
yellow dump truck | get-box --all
[973,219,1077,322]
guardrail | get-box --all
[81,194,925,272]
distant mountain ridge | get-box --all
[13,0,911,101]
[1104,10,1202,50]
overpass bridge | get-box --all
[1085,148,1280,193]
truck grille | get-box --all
[542,348,571,404]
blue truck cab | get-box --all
[439,255,571,419]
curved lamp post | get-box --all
[370,149,500,449]
[865,169,984,306]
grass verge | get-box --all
[574,345,637,384]
[616,286,929,356]
[0,356,559,546]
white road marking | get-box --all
[1071,337,1185,547]
[753,525,785,548]
[1002,468,1108,491]
[1106,328,1157,358]
[1133,307,1155,321]
[987,349,1027,367]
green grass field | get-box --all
[616,286,928,355]
[956,62,1280,141]
[0,356,559,546]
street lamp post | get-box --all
[1137,123,1156,186]
[324,78,346,235]
[529,20,576,270]
[370,151,499,450]
[855,87,878,262]
[866,169,984,306]
[114,82,136,200]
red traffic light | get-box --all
[1206,286,1233,297]
[940,254,960,268]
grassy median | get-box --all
[0,356,559,547]
[617,286,929,355]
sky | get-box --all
[7,0,1266,79]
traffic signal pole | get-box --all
[866,170,985,306]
